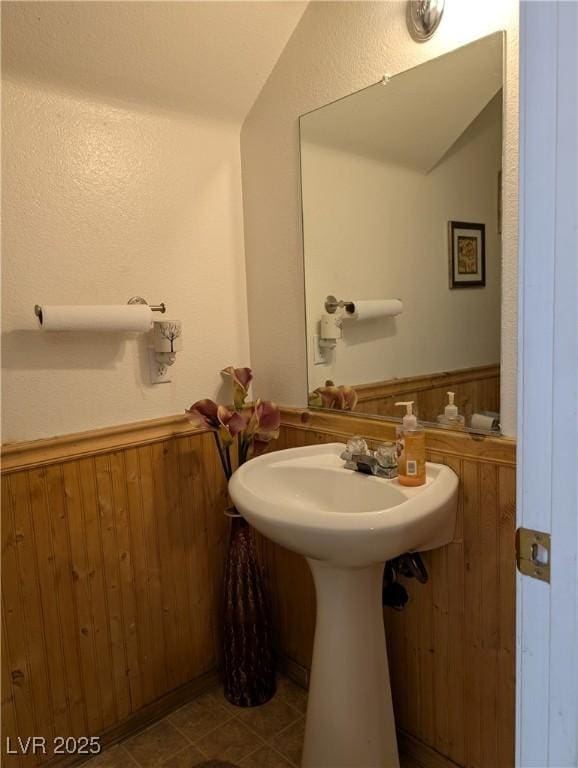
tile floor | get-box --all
[85,675,421,768]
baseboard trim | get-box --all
[43,669,220,768]
[276,652,310,690]
[396,731,463,768]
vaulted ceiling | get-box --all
[2,1,308,123]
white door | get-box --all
[517,2,578,766]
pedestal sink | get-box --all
[229,443,458,768]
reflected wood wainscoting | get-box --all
[350,364,500,424]
[1,419,229,767]
[256,408,516,768]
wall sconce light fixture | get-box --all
[407,0,445,42]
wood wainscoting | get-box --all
[350,364,500,423]
[257,408,516,768]
[2,409,515,768]
[1,418,229,767]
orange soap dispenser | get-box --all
[395,401,426,487]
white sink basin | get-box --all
[229,442,458,768]
[229,442,458,567]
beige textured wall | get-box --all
[241,0,519,436]
[1,1,310,444]
[2,77,250,442]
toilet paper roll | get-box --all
[36,305,153,332]
[471,412,500,431]
[345,299,403,321]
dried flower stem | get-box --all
[212,431,231,480]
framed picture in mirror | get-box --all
[448,221,486,288]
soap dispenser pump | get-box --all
[395,401,426,486]
[437,391,465,429]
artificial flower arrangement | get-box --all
[185,366,279,707]
[185,366,281,482]
[309,380,358,411]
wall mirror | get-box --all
[300,32,504,434]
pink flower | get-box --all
[185,399,220,429]
[311,384,358,411]
[247,399,281,439]
[185,399,246,446]
[340,386,358,411]
[221,366,253,409]
[314,384,343,409]
[246,399,281,457]
[217,405,246,447]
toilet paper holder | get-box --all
[33,296,166,323]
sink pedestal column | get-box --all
[302,559,399,768]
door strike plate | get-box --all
[516,527,551,583]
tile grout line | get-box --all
[164,715,228,760]
[197,687,303,766]
[122,711,212,767]
[119,744,141,767]
[227,699,303,763]
[89,678,307,768]
[164,690,238,751]
[266,712,304,742]
[235,711,301,742]
[263,740,301,768]
[263,722,304,768]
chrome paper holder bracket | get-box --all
[325,295,355,315]
[127,296,166,313]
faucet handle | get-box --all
[375,442,397,469]
[346,436,368,455]
[341,436,368,463]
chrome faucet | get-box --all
[340,437,398,479]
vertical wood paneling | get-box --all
[109,450,143,712]
[479,463,499,768]
[78,457,117,730]
[2,610,22,768]
[134,444,170,697]
[124,447,161,704]
[497,466,516,767]
[27,468,70,741]
[2,430,229,767]
[62,460,104,736]
[94,454,131,723]
[2,475,35,756]
[261,421,516,768]
[443,455,466,766]
[45,465,86,737]
[10,471,55,753]
[462,460,482,768]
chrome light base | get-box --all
[406,0,445,42]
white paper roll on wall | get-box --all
[345,299,403,321]
[470,412,500,431]
[36,305,153,332]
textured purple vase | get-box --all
[222,515,276,707]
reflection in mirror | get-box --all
[300,33,504,433]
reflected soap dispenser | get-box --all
[437,391,465,429]
[395,401,426,487]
